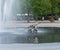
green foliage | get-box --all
[20,0,32,14]
[31,0,60,20]
[20,0,60,20]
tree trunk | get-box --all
[50,0,55,22]
[49,16,54,22]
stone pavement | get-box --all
[1,20,60,28]
[0,43,60,50]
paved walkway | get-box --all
[0,43,60,50]
[1,20,60,28]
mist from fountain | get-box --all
[0,0,24,43]
[0,0,37,44]
[3,0,14,21]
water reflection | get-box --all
[0,27,60,43]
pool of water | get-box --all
[0,27,60,43]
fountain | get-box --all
[0,0,23,43]
[0,0,39,44]
[0,0,23,22]
[28,25,39,43]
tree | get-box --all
[21,0,60,21]
[21,0,32,22]
[50,0,60,21]
[31,0,52,20]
